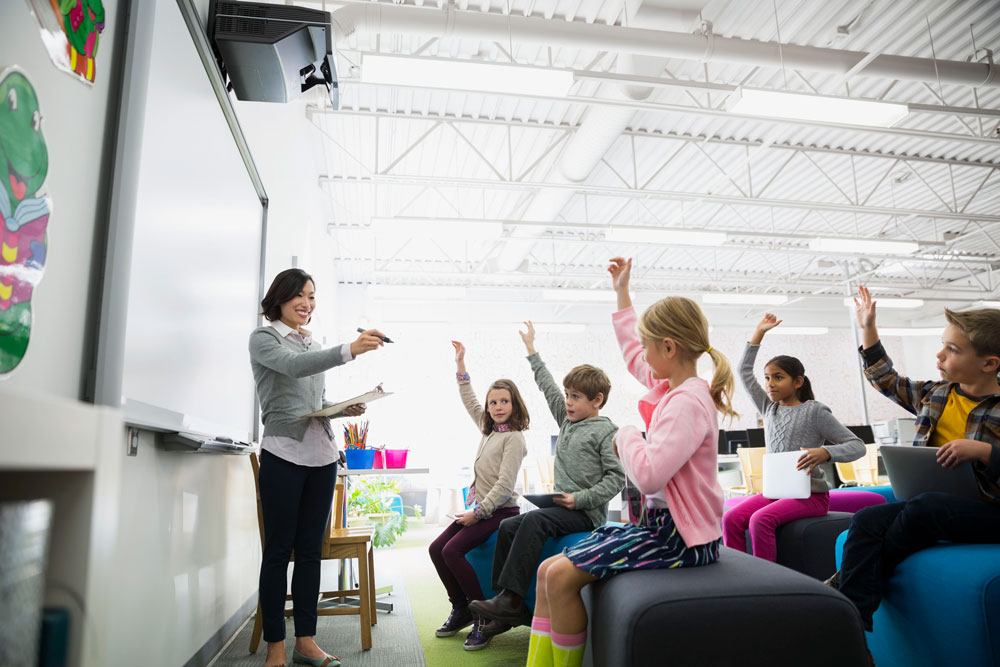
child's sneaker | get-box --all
[435,606,474,637]
[463,617,493,651]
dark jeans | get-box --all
[493,506,595,597]
[428,506,520,608]
[839,492,1000,631]
[258,449,338,642]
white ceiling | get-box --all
[287,0,1000,327]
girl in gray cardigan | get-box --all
[722,313,865,562]
[249,268,386,667]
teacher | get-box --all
[249,268,386,667]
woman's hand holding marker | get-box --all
[351,329,387,357]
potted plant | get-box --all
[347,478,422,548]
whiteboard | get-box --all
[95,0,265,443]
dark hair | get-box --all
[765,355,815,402]
[944,307,1000,358]
[261,268,314,322]
[563,364,612,408]
[480,379,530,435]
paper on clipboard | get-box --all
[300,384,393,418]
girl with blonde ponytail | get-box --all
[523,257,730,667]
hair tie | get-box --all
[706,346,713,353]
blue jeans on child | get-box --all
[838,491,1000,631]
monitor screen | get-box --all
[847,425,875,444]
[746,427,766,448]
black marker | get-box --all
[357,327,394,344]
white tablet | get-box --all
[762,451,811,499]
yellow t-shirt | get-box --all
[929,386,984,448]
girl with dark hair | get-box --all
[722,313,865,563]
[249,268,388,667]
[427,341,529,651]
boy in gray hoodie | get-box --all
[469,322,625,634]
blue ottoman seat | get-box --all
[465,529,590,611]
[835,531,1000,667]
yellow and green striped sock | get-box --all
[551,630,586,667]
[526,617,553,667]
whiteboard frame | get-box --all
[93,0,268,444]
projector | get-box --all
[208,0,339,108]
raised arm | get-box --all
[854,285,880,349]
[608,257,659,388]
[453,341,485,427]
[520,321,569,425]
[739,314,782,414]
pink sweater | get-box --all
[612,306,724,547]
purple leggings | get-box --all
[722,492,830,562]
[428,506,520,608]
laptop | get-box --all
[880,445,982,501]
[762,451,811,499]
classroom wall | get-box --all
[2,3,265,666]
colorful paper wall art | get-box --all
[0,68,51,375]
[25,0,106,84]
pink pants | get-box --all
[722,492,830,562]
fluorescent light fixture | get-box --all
[369,285,467,300]
[842,297,924,309]
[541,289,616,302]
[607,227,727,247]
[362,54,574,97]
[370,217,503,241]
[702,294,788,306]
[728,87,909,127]
[879,328,942,337]
[766,326,830,336]
[810,237,919,255]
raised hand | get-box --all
[757,313,782,333]
[608,256,632,293]
[451,340,466,363]
[853,285,877,330]
[518,321,537,355]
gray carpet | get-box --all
[211,554,425,667]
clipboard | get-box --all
[300,384,393,418]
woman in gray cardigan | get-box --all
[249,268,386,667]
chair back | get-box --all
[835,461,858,485]
[737,447,765,494]
[853,443,880,486]
[251,452,265,550]
[535,455,556,493]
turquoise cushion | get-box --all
[465,528,591,610]
[835,530,1000,667]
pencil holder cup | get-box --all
[344,448,375,469]
[372,449,385,469]
[384,449,409,469]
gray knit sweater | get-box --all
[739,344,865,493]
[249,326,348,441]
[528,353,625,528]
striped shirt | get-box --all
[860,341,1000,503]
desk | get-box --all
[334,467,429,612]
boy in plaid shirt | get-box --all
[831,286,1000,639]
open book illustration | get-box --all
[301,383,393,418]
